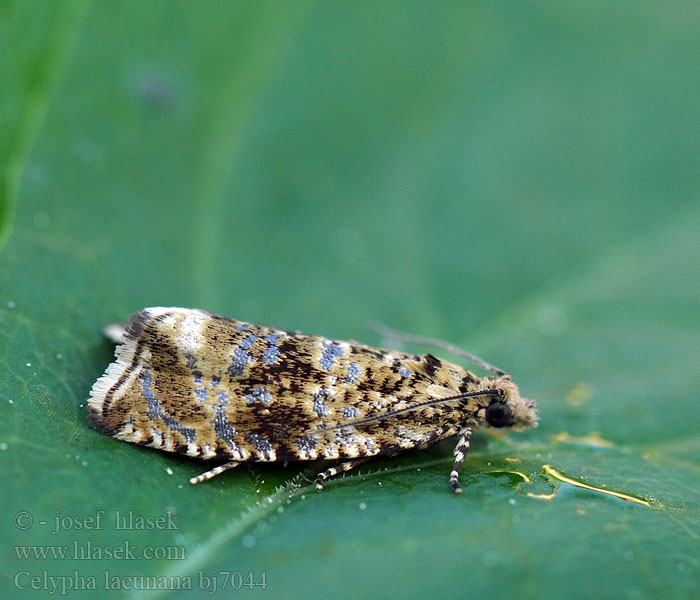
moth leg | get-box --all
[449,428,472,495]
[189,461,241,485]
[315,458,372,491]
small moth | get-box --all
[88,308,538,494]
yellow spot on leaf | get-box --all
[488,470,531,483]
[554,431,614,448]
[526,490,557,500]
[530,464,651,507]
[566,383,593,405]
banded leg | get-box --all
[449,428,472,495]
[190,461,241,485]
[315,458,372,491]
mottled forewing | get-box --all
[89,308,464,463]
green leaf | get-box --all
[1,2,699,599]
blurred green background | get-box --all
[1,2,699,599]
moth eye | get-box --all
[485,400,512,428]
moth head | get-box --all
[477,377,538,431]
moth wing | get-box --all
[89,308,461,462]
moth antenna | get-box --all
[368,321,506,377]
[315,388,503,435]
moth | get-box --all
[89,307,538,494]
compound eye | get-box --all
[485,400,512,428]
